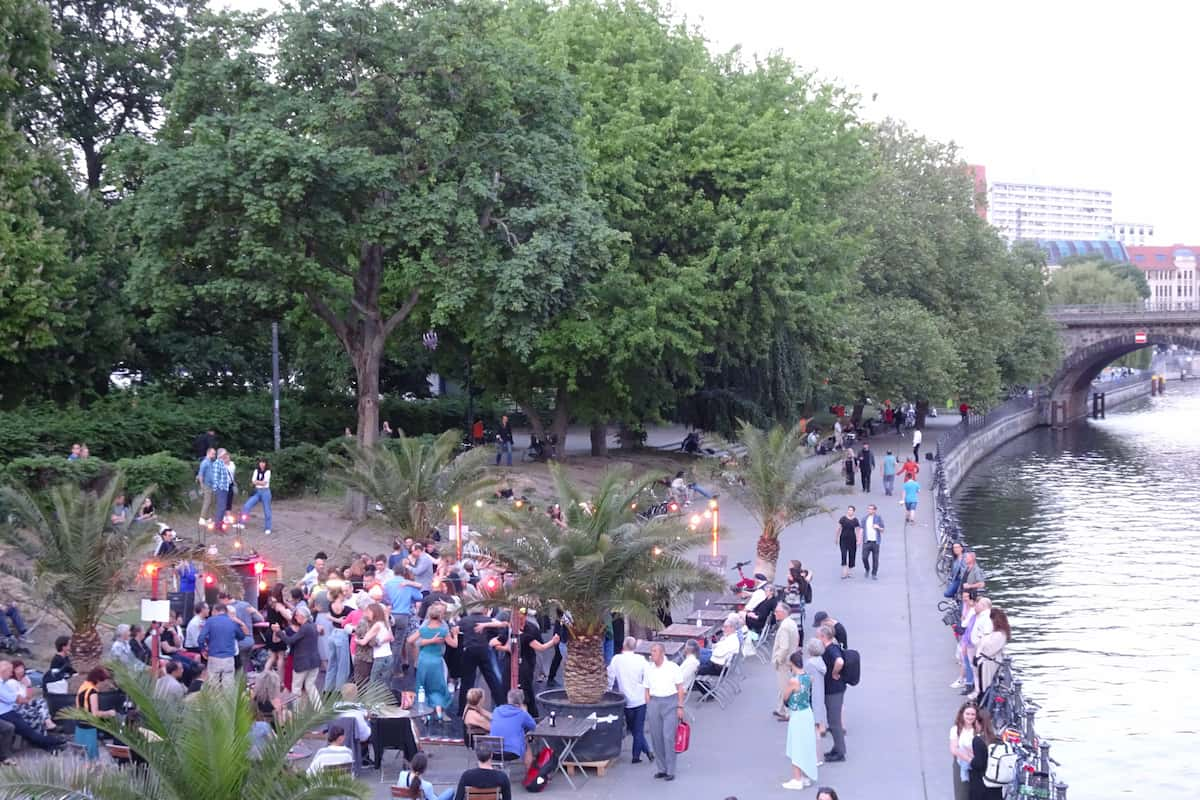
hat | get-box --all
[812,611,829,628]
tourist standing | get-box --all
[833,418,844,450]
[212,449,233,529]
[241,458,273,535]
[197,448,217,526]
[802,638,827,766]
[816,625,847,762]
[608,636,653,764]
[841,447,856,487]
[950,702,978,800]
[881,450,897,496]
[771,603,800,721]
[835,506,860,579]
[966,597,993,699]
[968,708,1004,800]
[781,651,818,790]
[644,642,686,782]
[857,443,875,492]
[975,608,1009,701]
[912,427,923,461]
[860,504,884,580]
[495,415,514,467]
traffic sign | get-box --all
[1135,331,1147,344]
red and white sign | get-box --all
[1135,331,1148,344]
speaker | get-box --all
[168,591,193,625]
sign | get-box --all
[1135,331,1147,344]
[141,599,171,623]
[696,554,727,575]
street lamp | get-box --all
[143,562,161,672]
[452,504,463,561]
[710,499,720,557]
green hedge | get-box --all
[1,452,195,507]
[0,391,524,463]
[245,444,329,499]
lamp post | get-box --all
[452,504,463,561]
[710,498,720,556]
[144,562,161,672]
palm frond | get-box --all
[0,754,161,800]
[731,419,842,533]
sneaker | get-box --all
[198,518,207,526]
[950,678,964,689]
[824,751,846,762]
[960,686,975,696]
[264,529,271,536]
[782,780,806,790]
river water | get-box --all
[954,381,1199,799]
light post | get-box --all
[143,562,161,672]
[710,498,720,556]
[452,504,463,561]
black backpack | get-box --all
[841,648,862,686]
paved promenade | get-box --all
[364,421,962,799]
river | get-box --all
[954,380,1199,799]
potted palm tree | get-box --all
[479,466,723,762]
[730,421,839,581]
[0,478,158,672]
[0,664,374,800]
[334,429,493,541]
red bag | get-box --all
[674,720,691,753]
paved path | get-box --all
[370,422,962,799]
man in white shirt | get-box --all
[643,643,685,782]
[607,637,653,764]
[770,603,801,721]
[306,725,353,775]
[679,640,701,690]
[912,428,923,461]
[741,578,768,614]
[183,603,209,652]
[860,503,885,580]
[697,621,739,676]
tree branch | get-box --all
[383,289,421,338]
[303,287,352,352]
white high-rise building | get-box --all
[987,181,1113,241]
[1111,221,1155,247]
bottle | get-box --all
[417,686,426,707]
[549,711,556,728]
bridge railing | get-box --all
[938,395,1037,455]
[1049,302,1200,315]
[1091,370,1152,391]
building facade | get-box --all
[1128,245,1199,309]
[1111,221,1155,247]
[987,181,1113,241]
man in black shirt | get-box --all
[835,506,861,579]
[817,624,847,762]
[811,611,848,649]
[457,608,507,715]
[517,616,560,718]
[495,415,514,467]
[455,741,512,800]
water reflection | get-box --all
[955,385,1198,799]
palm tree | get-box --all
[480,466,723,705]
[334,429,493,541]
[0,664,376,800]
[731,420,840,582]
[0,477,157,671]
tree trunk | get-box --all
[753,530,781,583]
[71,625,104,674]
[915,399,930,430]
[589,422,608,457]
[347,335,383,520]
[563,632,607,705]
[551,385,569,457]
[850,402,865,426]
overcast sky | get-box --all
[220,0,1198,243]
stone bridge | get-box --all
[1046,303,1200,422]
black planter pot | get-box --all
[536,689,626,763]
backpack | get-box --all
[523,745,558,793]
[841,648,861,686]
[982,740,1018,788]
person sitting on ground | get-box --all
[44,636,75,690]
[489,688,537,767]
[336,683,373,767]
[110,625,146,672]
[0,603,30,643]
[155,661,188,702]
[306,724,353,775]
[397,751,455,800]
[698,621,741,676]
[110,494,131,525]
[9,661,53,732]
[249,708,274,760]
[461,687,492,744]
[454,741,512,800]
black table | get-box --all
[531,715,596,790]
[370,704,435,771]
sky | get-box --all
[220,0,1200,243]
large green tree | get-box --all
[125,0,612,468]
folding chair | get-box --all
[475,735,523,780]
[105,743,132,767]
[691,660,736,709]
[323,762,353,775]
[391,787,420,799]
[466,788,502,800]
[753,615,777,664]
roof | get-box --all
[1033,240,1128,266]
[1127,245,1200,271]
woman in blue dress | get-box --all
[408,602,457,721]
[783,650,818,790]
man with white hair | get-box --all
[277,606,321,705]
[771,602,800,721]
[607,636,653,764]
[643,643,686,782]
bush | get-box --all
[115,452,196,507]
[246,444,329,499]
[2,456,115,493]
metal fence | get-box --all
[1049,302,1200,315]
[938,395,1037,456]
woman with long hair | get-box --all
[968,708,1004,800]
[842,447,856,487]
[264,582,290,672]
[408,602,457,721]
[352,604,386,685]
[949,701,979,800]
[251,667,286,727]
[976,608,1011,701]
[781,650,818,790]
[395,751,454,800]
[241,458,273,535]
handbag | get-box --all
[674,720,691,753]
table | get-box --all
[634,639,683,660]
[656,622,719,644]
[688,608,729,624]
[531,715,595,790]
[706,594,745,609]
[370,703,435,771]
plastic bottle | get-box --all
[417,686,426,706]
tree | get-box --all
[1058,254,1150,299]
[849,297,962,406]
[333,430,493,543]
[126,0,611,488]
[18,0,201,191]
[1048,260,1144,305]
[731,421,841,581]
[0,664,370,800]
[0,478,155,670]
[480,466,722,704]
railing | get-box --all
[1090,370,1152,392]
[938,395,1037,456]
[1049,302,1200,315]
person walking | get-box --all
[781,651,818,791]
[816,625,847,762]
[608,637,654,764]
[881,450,897,496]
[771,603,801,721]
[241,458,273,535]
[644,642,686,782]
[856,443,875,492]
[912,427,923,461]
[860,504,884,580]
[841,447,856,487]
[902,474,920,523]
[835,506,860,580]
[950,702,979,800]
[495,415,514,467]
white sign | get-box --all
[447,524,470,542]
[585,712,619,725]
[141,599,171,623]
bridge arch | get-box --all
[1047,332,1187,420]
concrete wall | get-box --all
[942,379,1150,488]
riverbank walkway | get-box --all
[365,420,962,799]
